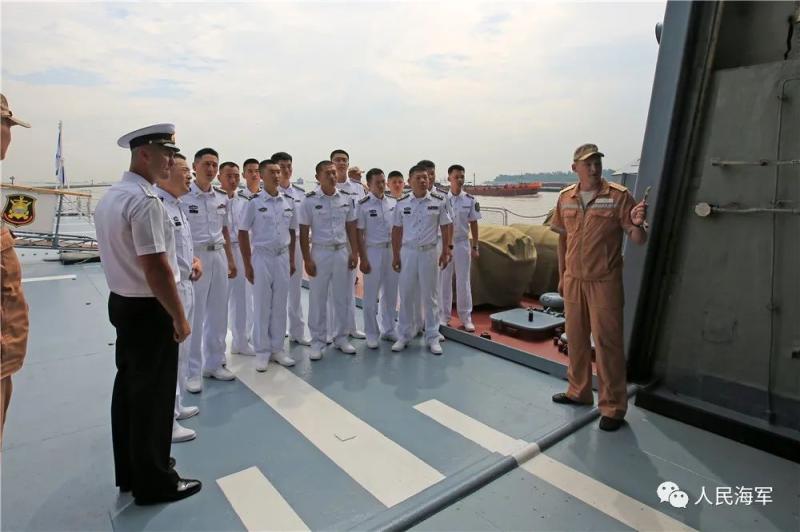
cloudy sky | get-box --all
[2,1,665,185]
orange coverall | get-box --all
[550,179,636,419]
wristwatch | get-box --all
[448,244,454,250]
[472,245,479,250]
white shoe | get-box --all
[176,405,199,420]
[349,330,367,339]
[203,367,236,381]
[308,346,324,361]
[463,321,476,333]
[335,341,357,355]
[391,339,407,352]
[428,341,443,355]
[186,377,203,394]
[380,332,399,342]
[290,336,312,346]
[366,338,379,349]
[232,344,256,356]
[438,333,446,342]
[273,351,296,367]
[255,357,269,372]
[326,337,333,345]
[172,422,196,443]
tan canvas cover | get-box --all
[470,224,537,307]
[511,223,560,296]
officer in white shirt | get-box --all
[391,165,452,355]
[239,159,298,371]
[272,151,312,346]
[330,149,367,340]
[182,148,237,392]
[95,123,200,504]
[440,164,481,331]
[220,160,255,356]
[299,160,360,360]
[356,168,400,348]
[154,153,203,444]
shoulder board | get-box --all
[237,190,251,200]
[399,193,410,201]
[358,196,370,204]
[305,190,316,197]
[465,193,474,199]
[292,184,305,192]
[559,184,578,195]
[138,183,157,199]
[213,186,227,195]
[430,192,444,200]
[608,182,628,192]
[339,189,351,195]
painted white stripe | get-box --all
[21,274,77,283]
[217,466,309,532]
[414,399,695,532]
[228,359,444,507]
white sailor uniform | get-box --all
[279,183,309,342]
[227,188,255,354]
[181,182,231,382]
[356,192,399,344]
[329,179,367,339]
[440,191,481,325]
[95,171,180,495]
[154,186,198,430]
[298,187,358,352]
[393,191,452,345]
[239,190,298,362]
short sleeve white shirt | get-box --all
[448,190,481,241]
[181,181,229,245]
[356,192,396,245]
[154,186,194,282]
[392,191,452,246]
[298,187,357,245]
[239,190,297,248]
[95,171,178,297]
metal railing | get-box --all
[478,206,550,226]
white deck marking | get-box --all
[21,274,77,283]
[228,359,444,507]
[415,399,696,532]
[217,466,309,532]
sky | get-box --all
[1,1,666,185]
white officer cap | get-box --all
[117,123,180,152]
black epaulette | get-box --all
[305,190,316,197]
[430,192,444,200]
[358,195,370,204]
[292,183,305,192]
[465,193,474,199]
[237,190,252,200]
[399,193,410,201]
[213,186,227,195]
[339,189,352,195]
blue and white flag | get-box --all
[55,121,66,187]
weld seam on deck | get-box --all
[350,384,639,532]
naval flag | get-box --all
[55,121,66,187]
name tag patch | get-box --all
[314,205,323,210]
[403,207,412,214]
[427,205,439,210]
[188,205,199,214]
[258,207,267,212]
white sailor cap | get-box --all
[117,123,180,152]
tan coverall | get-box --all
[550,179,636,419]
[0,226,29,443]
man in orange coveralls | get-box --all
[549,144,648,431]
[0,93,31,444]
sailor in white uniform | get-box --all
[220,160,255,355]
[182,148,237,392]
[154,153,203,443]
[299,160,360,360]
[272,151,312,346]
[239,159,298,371]
[440,164,481,331]
[330,149,367,340]
[95,123,200,504]
[356,168,399,348]
[391,165,452,355]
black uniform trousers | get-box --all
[109,292,179,497]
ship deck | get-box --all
[2,257,798,531]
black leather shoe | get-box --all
[134,479,202,506]
[551,393,588,405]
[599,416,625,431]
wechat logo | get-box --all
[657,481,689,509]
